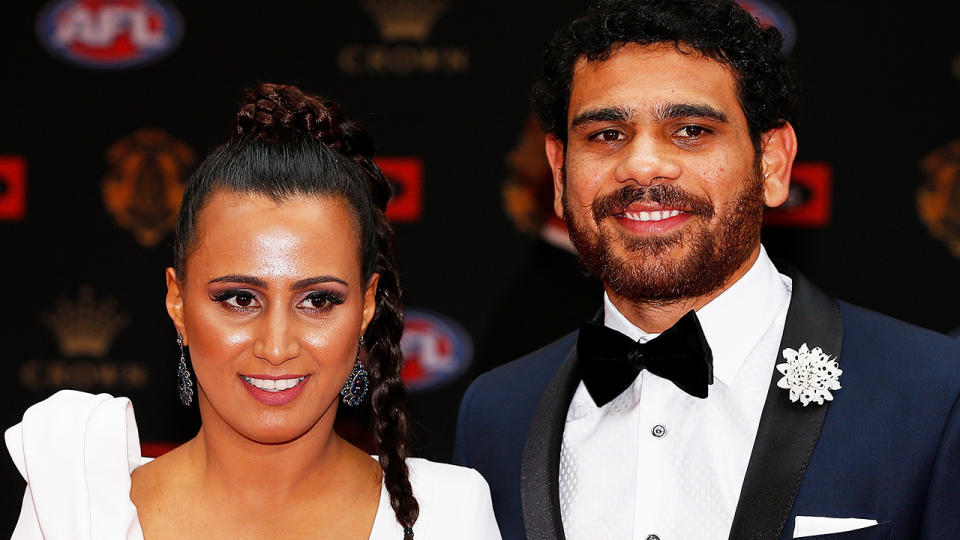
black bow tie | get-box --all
[577,311,714,407]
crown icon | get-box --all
[361,0,449,42]
[43,286,130,359]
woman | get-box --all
[6,83,501,539]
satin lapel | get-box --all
[521,344,581,540]
[727,267,843,540]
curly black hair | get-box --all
[531,0,799,149]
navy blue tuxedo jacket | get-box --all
[454,270,960,539]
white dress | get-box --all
[5,390,501,540]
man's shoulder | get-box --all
[464,332,577,422]
[838,300,960,391]
[470,330,578,396]
[840,300,960,360]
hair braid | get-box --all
[365,210,419,538]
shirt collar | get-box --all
[603,246,791,385]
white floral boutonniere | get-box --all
[776,343,842,406]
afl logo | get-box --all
[400,308,473,393]
[737,0,797,54]
[37,0,184,69]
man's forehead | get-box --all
[568,42,741,121]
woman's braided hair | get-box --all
[173,82,419,537]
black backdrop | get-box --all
[1,0,959,533]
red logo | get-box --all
[376,156,423,222]
[0,157,27,220]
[767,162,832,227]
[37,0,184,69]
[400,309,473,393]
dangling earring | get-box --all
[177,334,194,406]
[340,336,369,407]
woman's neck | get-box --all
[185,403,347,506]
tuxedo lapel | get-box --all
[521,343,581,540]
[728,267,843,540]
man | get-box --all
[454,1,960,539]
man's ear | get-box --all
[759,122,798,208]
[165,267,187,343]
[545,134,566,218]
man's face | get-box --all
[547,43,790,304]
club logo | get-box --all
[400,308,473,393]
[376,156,423,222]
[766,162,832,227]
[737,0,797,53]
[102,128,196,247]
[917,140,960,258]
[37,0,184,69]
[339,0,469,75]
[0,156,27,221]
[19,286,148,391]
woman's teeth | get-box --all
[240,375,306,392]
[621,209,682,222]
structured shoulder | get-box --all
[401,458,502,540]
[468,330,578,398]
[838,301,960,408]
[6,389,145,539]
[840,301,960,369]
[406,457,489,494]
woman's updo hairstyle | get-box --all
[172,82,419,538]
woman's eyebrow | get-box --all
[289,276,349,290]
[208,275,268,288]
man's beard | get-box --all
[563,169,765,305]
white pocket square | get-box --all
[794,516,879,538]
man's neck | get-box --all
[607,246,762,334]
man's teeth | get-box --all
[621,209,682,222]
[241,375,307,392]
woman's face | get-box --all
[165,191,378,444]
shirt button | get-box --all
[647,535,660,540]
[651,424,667,438]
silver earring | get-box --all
[340,336,369,407]
[177,334,194,406]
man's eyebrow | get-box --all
[289,276,348,290]
[655,103,728,123]
[570,106,633,130]
[209,275,268,288]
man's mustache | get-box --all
[591,184,715,222]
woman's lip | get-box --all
[240,373,308,380]
[240,375,309,406]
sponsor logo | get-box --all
[102,128,196,247]
[917,140,960,257]
[400,308,473,392]
[37,0,184,69]
[19,286,148,391]
[376,156,423,222]
[339,0,469,75]
[0,156,27,220]
[737,0,797,53]
[766,162,832,227]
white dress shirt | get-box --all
[559,246,792,540]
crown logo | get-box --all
[361,0,449,42]
[43,287,130,359]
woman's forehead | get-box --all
[187,192,362,284]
